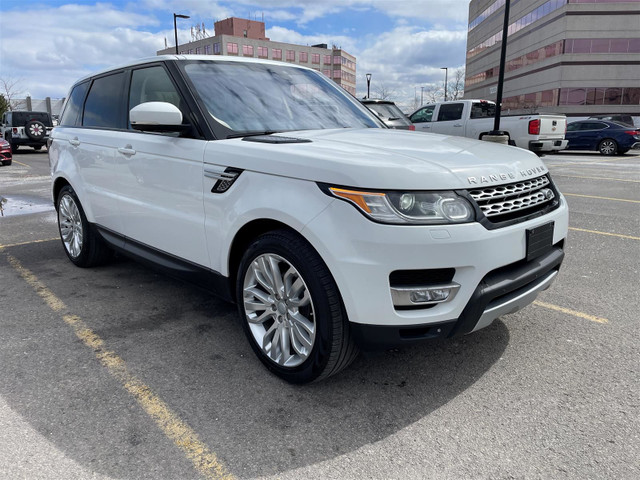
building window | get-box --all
[286,50,295,62]
[214,43,220,54]
[258,46,268,58]
[333,70,341,78]
[204,45,211,55]
[195,47,201,54]
[273,48,282,60]
[243,45,254,56]
[311,53,320,64]
[227,43,238,54]
[322,69,331,77]
[323,55,332,64]
[299,52,308,62]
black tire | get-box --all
[236,229,358,383]
[56,185,111,267]
[25,120,46,141]
[2,160,11,166]
[33,145,43,151]
[598,138,617,156]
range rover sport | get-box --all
[49,56,568,383]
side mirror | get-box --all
[130,102,190,133]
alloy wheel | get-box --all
[58,194,84,258]
[242,253,316,367]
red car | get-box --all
[0,139,12,166]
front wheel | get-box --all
[237,230,358,383]
[56,185,111,267]
[598,139,618,156]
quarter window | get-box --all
[60,81,89,127]
[83,72,125,128]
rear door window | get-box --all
[83,72,126,129]
[437,103,464,122]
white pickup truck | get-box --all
[409,100,568,154]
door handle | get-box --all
[69,137,80,147]
[118,145,136,156]
[453,123,463,127]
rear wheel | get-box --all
[56,185,111,267]
[598,139,618,156]
[1,160,11,166]
[237,230,358,383]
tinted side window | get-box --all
[437,103,464,122]
[566,123,580,132]
[410,105,434,123]
[83,72,126,128]
[60,82,89,127]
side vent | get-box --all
[204,167,243,193]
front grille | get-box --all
[468,174,556,224]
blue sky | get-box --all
[0,0,471,110]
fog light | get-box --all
[409,289,450,303]
[391,283,460,307]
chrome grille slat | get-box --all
[469,174,555,219]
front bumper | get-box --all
[529,139,568,152]
[302,195,569,349]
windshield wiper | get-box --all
[226,130,280,139]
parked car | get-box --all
[588,115,636,127]
[0,138,12,166]
[410,100,568,153]
[50,56,568,383]
[361,99,415,130]
[0,110,53,153]
[565,120,640,155]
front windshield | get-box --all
[182,60,379,136]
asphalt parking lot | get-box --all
[1,147,639,479]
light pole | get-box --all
[420,86,424,106]
[366,73,372,99]
[492,0,511,135]
[174,13,190,54]
[441,67,448,101]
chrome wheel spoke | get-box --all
[243,252,316,368]
[58,194,83,259]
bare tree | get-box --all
[423,84,442,103]
[447,67,465,101]
[374,83,397,101]
[0,76,25,111]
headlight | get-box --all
[328,187,475,225]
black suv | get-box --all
[0,111,54,153]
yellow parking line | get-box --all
[551,174,640,183]
[12,160,30,167]
[0,238,59,249]
[4,253,234,480]
[533,300,608,324]
[564,193,640,203]
[569,227,640,241]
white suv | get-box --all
[49,56,568,383]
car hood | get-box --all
[205,128,548,190]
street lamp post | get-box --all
[366,73,372,99]
[421,86,424,106]
[441,67,448,101]
[173,13,190,54]
[491,0,511,134]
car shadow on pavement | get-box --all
[1,242,509,479]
